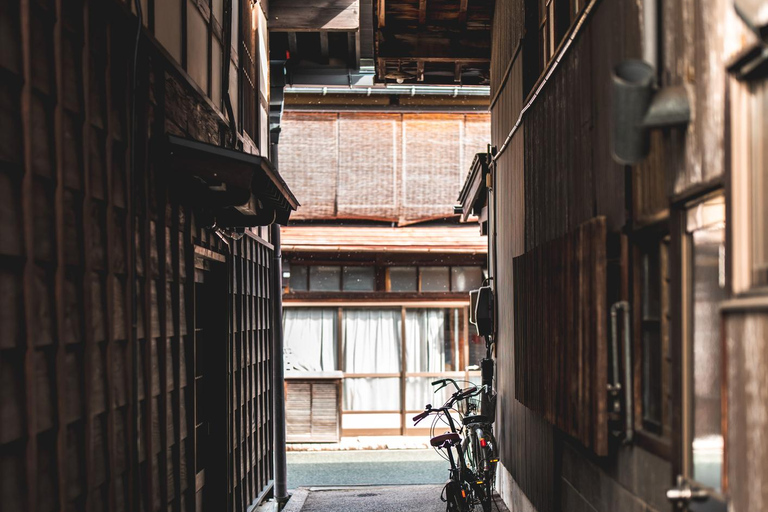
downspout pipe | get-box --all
[271,223,288,504]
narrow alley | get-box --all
[1,1,767,512]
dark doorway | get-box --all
[194,258,229,510]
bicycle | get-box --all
[413,385,480,512]
[431,375,498,512]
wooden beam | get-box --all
[319,32,329,64]
[378,0,386,27]
[348,32,359,69]
[287,32,298,59]
[454,62,463,82]
[419,0,427,25]
[459,0,468,25]
[269,0,360,32]
[378,29,490,60]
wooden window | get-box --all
[309,265,342,291]
[732,78,768,291]
[342,266,375,292]
[420,266,450,292]
[289,264,308,291]
[526,0,584,90]
[451,266,484,292]
[387,266,418,292]
[633,233,672,445]
[240,0,259,143]
[151,0,250,133]
[683,194,727,494]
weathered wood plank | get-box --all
[512,217,609,455]
[269,0,360,32]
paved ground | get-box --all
[287,449,447,488]
[283,486,510,512]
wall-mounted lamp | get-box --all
[611,60,691,165]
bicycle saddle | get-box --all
[461,414,489,426]
[430,432,461,448]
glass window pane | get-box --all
[283,308,338,371]
[420,267,450,292]
[388,267,417,292]
[405,309,450,372]
[640,240,669,433]
[290,265,308,292]
[343,377,400,411]
[309,266,341,291]
[343,266,375,292]
[691,224,727,492]
[343,309,401,373]
[451,267,484,292]
[406,376,455,411]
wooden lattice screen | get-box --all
[229,235,275,512]
[512,216,609,455]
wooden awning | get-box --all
[457,152,490,226]
[281,225,487,253]
[161,135,299,226]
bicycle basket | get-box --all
[457,393,481,417]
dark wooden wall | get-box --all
[490,0,643,510]
[0,1,277,511]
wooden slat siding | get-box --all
[725,311,768,512]
[663,0,728,196]
[285,380,342,442]
[513,218,608,455]
[633,131,668,223]
[53,1,71,511]
[278,112,490,224]
[19,1,39,512]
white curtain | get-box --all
[343,309,401,373]
[343,309,401,411]
[283,308,337,371]
[405,309,448,411]
[406,309,447,372]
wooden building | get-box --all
[276,95,490,439]
[0,1,297,511]
[455,0,768,511]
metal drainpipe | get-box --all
[271,222,288,504]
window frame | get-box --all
[730,75,768,294]
[631,225,673,458]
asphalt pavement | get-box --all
[282,485,511,512]
[287,449,448,489]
